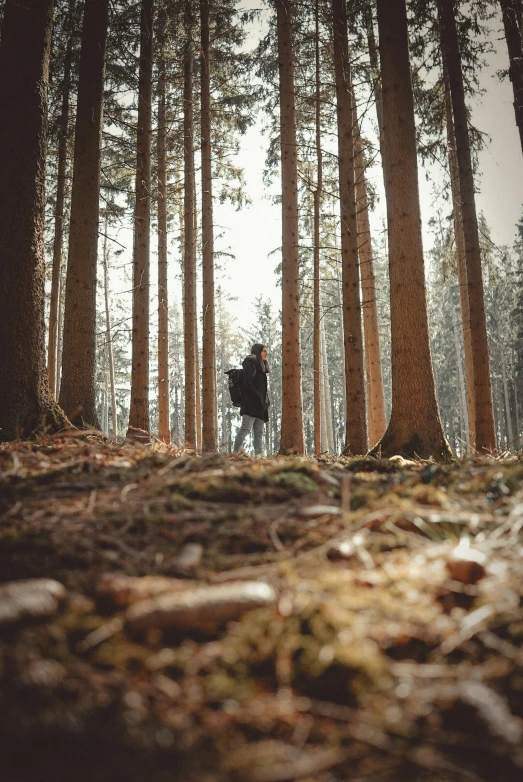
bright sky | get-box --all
[214,3,523,328]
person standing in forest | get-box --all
[233,344,270,456]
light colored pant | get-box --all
[234,415,264,455]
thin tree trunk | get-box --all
[60,0,109,428]
[193,169,201,451]
[500,346,515,446]
[499,0,523,155]
[514,370,520,449]
[48,16,73,399]
[183,0,197,449]
[516,0,523,30]
[443,60,475,449]
[332,0,367,455]
[354,125,386,447]
[102,217,117,437]
[0,0,66,440]
[201,0,217,452]
[275,0,305,455]
[372,0,451,461]
[437,0,496,452]
[320,311,335,451]
[313,0,322,456]
[453,305,468,450]
[157,56,170,443]
[364,5,383,146]
[128,0,154,437]
[56,255,65,397]
[335,263,346,425]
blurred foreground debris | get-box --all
[1,439,523,780]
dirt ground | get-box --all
[1,436,523,781]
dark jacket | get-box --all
[240,354,269,422]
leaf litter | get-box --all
[1,437,523,780]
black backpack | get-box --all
[225,368,244,407]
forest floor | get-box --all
[1,437,523,781]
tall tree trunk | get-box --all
[443,61,475,448]
[128,0,154,437]
[437,0,496,452]
[364,6,384,145]
[320,312,335,452]
[499,0,523,155]
[0,0,66,440]
[201,0,218,452]
[193,164,202,451]
[48,15,74,399]
[101,216,117,438]
[60,0,109,427]
[157,56,170,443]
[372,0,451,461]
[183,0,197,449]
[275,0,305,454]
[313,0,322,456]
[453,304,469,449]
[500,346,515,446]
[332,0,367,455]
[354,126,386,447]
[516,0,523,30]
[514,367,521,449]
[56,255,66,397]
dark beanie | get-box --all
[251,343,269,374]
[251,343,266,357]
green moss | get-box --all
[268,470,318,495]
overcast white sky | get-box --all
[211,2,523,329]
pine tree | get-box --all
[47,0,76,399]
[201,0,218,452]
[442,59,475,447]
[157,53,170,443]
[437,0,496,452]
[275,0,305,455]
[183,0,197,449]
[372,0,451,461]
[332,0,367,455]
[0,0,66,440]
[499,0,523,154]
[128,0,154,437]
[60,0,110,427]
[313,0,322,455]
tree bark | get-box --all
[0,0,67,441]
[102,218,117,438]
[59,0,109,427]
[201,0,218,452]
[500,346,515,446]
[443,60,475,448]
[332,0,367,455]
[372,0,451,461]
[499,0,523,155]
[364,5,384,145]
[128,0,154,437]
[48,13,74,399]
[193,160,202,451]
[354,125,386,448]
[157,56,170,443]
[275,0,305,455]
[183,0,197,449]
[437,0,496,452]
[313,0,322,455]
[453,303,469,448]
[320,312,335,451]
